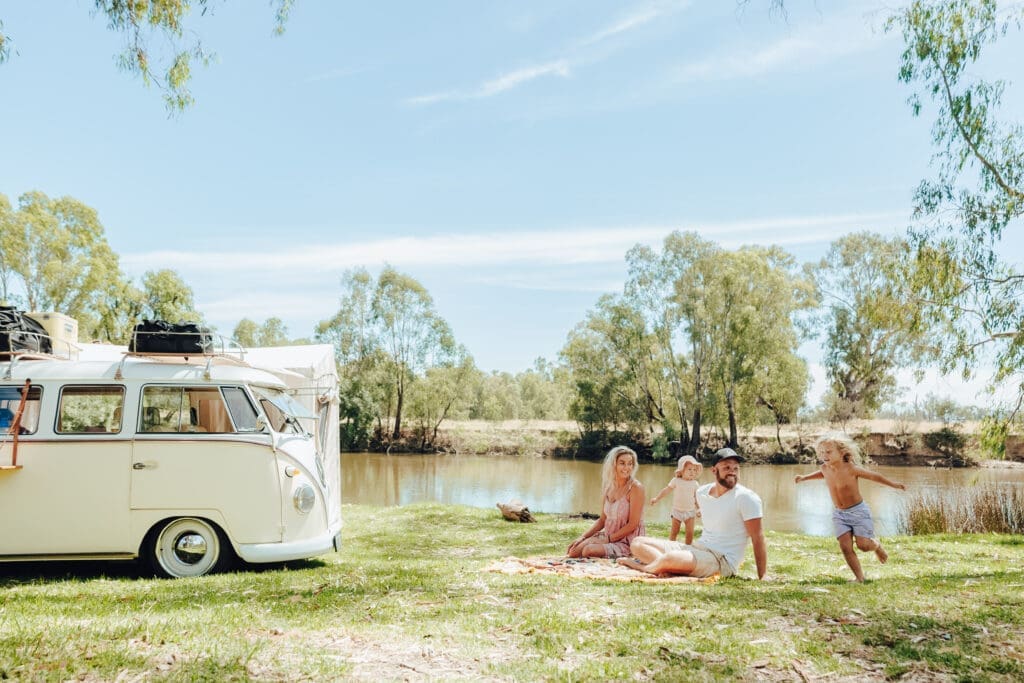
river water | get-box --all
[341,452,1024,536]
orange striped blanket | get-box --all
[484,556,719,585]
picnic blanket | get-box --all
[484,556,719,585]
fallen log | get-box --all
[497,500,536,523]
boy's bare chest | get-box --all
[822,466,858,490]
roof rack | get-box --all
[127,327,246,359]
[0,333,79,366]
[116,332,249,380]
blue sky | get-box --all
[2,1,1021,406]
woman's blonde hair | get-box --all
[815,432,860,464]
[601,445,639,498]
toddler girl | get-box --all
[650,455,702,543]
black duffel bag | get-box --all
[173,321,214,354]
[129,319,176,353]
[130,319,213,354]
[0,306,53,355]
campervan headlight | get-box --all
[293,484,316,514]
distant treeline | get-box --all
[0,196,1013,459]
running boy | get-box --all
[650,455,702,543]
[795,432,907,582]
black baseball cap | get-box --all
[712,447,745,465]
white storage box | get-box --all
[26,311,79,355]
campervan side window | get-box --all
[140,386,238,434]
[222,387,259,431]
[140,387,183,432]
[56,386,125,434]
[0,385,42,435]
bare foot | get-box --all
[617,557,651,573]
[874,543,888,564]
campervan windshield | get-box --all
[252,387,317,433]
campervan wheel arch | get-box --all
[141,516,236,578]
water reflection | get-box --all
[341,453,1024,536]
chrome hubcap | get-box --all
[173,533,208,565]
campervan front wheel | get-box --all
[145,517,232,578]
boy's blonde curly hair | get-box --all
[814,431,861,464]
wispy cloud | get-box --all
[122,210,907,277]
[480,60,571,96]
[406,1,687,106]
[577,3,676,47]
[672,9,887,84]
[406,60,571,105]
[128,209,909,356]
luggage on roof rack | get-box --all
[129,320,214,355]
[0,306,53,356]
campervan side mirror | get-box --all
[255,416,268,433]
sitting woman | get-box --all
[567,445,646,559]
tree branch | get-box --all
[931,49,1024,201]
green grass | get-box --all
[1,504,1022,681]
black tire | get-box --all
[143,517,234,578]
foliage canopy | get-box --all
[0,1,295,112]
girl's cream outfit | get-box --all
[667,477,699,522]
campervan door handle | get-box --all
[132,462,155,470]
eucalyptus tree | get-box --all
[318,266,459,445]
[256,317,290,346]
[232,317,291,347]
[317,268,377,369]
[624,232,717,447]
[232,319,260,347]
[468,371,522,421]
[373,267,458,440]
[407,346,476,450]
[93,277,145,344]
[561,294,672,439]
[812,232,925,421]
[751,351,810,449]
[667,233,722,452]
[0,2,294,113]
[710,246,814,448]
[518,358,572,421]
[140,269,203,324]
[887,0,1024,434]
[316,267,388,448]
[0,191,124,338]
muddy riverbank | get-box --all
[431,418,1024,466]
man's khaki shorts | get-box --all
[663,541,734,578]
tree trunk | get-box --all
[727,387,738,449]
[392,387,404,441]
[688,407,702,454]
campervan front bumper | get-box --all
[234,525,342,564]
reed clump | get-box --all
[899,483,1024,534]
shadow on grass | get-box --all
[0,556,330,586]
[0,559,145,585]
[237,557,328,573]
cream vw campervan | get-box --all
[0,340,341,578]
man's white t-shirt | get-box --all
[695,482,763,572]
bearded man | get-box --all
[621,448,767,580]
